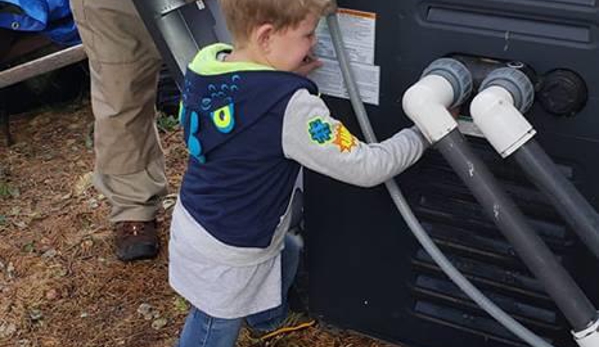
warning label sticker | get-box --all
[310,58,380,106]
[309,8,380,105]
[314,8,377,65]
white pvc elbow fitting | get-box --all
[470,68,536,158]
[403,75,457,143]
[573,318,599,347]
[403,58,472,144]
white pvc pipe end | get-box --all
[402,75,458,144]
[573,318,599,347]
[470,86,536,158]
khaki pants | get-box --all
[70,0,168,222]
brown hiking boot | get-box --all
[114,221,159,261]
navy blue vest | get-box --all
[179,69,318,248]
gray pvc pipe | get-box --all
[513,140,599,260]
[437,130,596,331]
[326,13,558,347]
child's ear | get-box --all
[255,23,275,52]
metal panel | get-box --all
[306,1,599,346]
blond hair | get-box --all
[219,0,336,45]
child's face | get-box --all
[265,13,320,72]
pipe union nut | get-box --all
[421,58,473,109]
[480,67,535,113]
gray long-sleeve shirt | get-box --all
[169,88,428,319]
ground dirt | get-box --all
[0,99,397,347]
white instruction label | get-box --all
[314,8,377,65]
[310,58,380,106]
[310,8,380,105]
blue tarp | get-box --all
[0,0,80,46]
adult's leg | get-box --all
[70,0,168,260]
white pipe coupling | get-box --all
[403,75,458,144]
[470,86,536,158]
[573,317,599,347]
[403,58,472,144]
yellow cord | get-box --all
[259,320,316,341]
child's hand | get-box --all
[294,53,323,76]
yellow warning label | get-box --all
[338,8,377,20]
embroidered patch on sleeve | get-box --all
[332,124,358,152]
[308,117,333,145]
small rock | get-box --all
[0,322,17,338]
[14,221,28,229]
[152,318,168,330]
[29,211,42,220]
[137,303,154,321]
[88,198,99,209]
[51,265,68,278]
[41,249,57,259]
[6,262,15,279]
[46,289,60,301]
[60,192,72,201]
[81,239,94,253]
[80,312,89,318]
[29,309,43,322]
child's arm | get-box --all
[282,89,429,188]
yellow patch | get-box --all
[211,104,235,133]
[332,124,357,152]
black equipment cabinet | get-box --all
[305,1,599,347]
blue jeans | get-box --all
[176,234,302,347]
